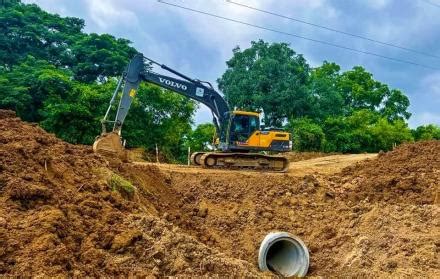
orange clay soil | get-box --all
[1,110,439,278]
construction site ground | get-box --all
[1,110,439,278]
[139,153,378,177]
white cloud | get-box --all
[85,0,140,30]
[366,0,392,10]
[409,112,440,127]
[22,0,67,15]
[161,0,274,60]
[421,72,440,99]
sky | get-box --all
[23,0,440,127]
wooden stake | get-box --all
[155,144,159,163]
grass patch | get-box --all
[108,173,135,199]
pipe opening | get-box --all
[258,232,309,277]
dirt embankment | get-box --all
[1,109,439,277]
[336,141,440,204]
[0,110,260,277]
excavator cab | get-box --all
[229,111,259,143]
[219,111,258,145]
[218,111,292,153]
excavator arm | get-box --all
[106,53,229,136]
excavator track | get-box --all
[190,152,205,166]
[198,152,289,172]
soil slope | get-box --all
[1,110,439,278]
[0,110,260,277]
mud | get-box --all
[1,110,439,277]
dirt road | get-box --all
[134,153,377,176]
[288,153,377,175]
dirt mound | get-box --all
[335,141,440,204]
[1,110,438,277]
[0,110,260,277]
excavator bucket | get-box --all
[92,132,127,161]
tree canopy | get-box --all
[1,2,437,162]
[219,40,432,153]
[0,1,197,162]
[0,1,136,82]
[218,40,311,127]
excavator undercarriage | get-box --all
[191,152,289,172]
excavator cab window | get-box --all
[229,114,259,143]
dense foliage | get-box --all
[219,40,437,153]
[412,124,440,141]
[1,2,438,161]
[218,40,311,127]
[0,1,197,162]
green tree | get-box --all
[0,2,84,68]
[322,110,413,153]
[218,40,311,127]
[0,56,73,122]
[380,89,411,121]
[338,66,388,111]
[0,0,20,8]
[187,123,216,152]
[322,110,378,153]
[70,33,137,82]
[0,2,136,82]
[40,81,113,144]
[412,124,440,140]
[0,72,30,116]
[287,118,324,151]
[370,118,413,151]
[309,61,344,121]
[337,66,410,120]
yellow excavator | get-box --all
[93,53,292,172]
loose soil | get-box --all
[1,110,439,278]
[284,151,339,162]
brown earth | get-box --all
[0,110,439,278]
[0,111,260,277]
[284,151,339,162]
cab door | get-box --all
[230,114,261,148]
[245,117,263,148]
[229,114,250,143]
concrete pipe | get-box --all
[258,232,309,277]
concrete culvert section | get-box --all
[258,232,309,277]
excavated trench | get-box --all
[1,110,439,277]
[119,146,440,277]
